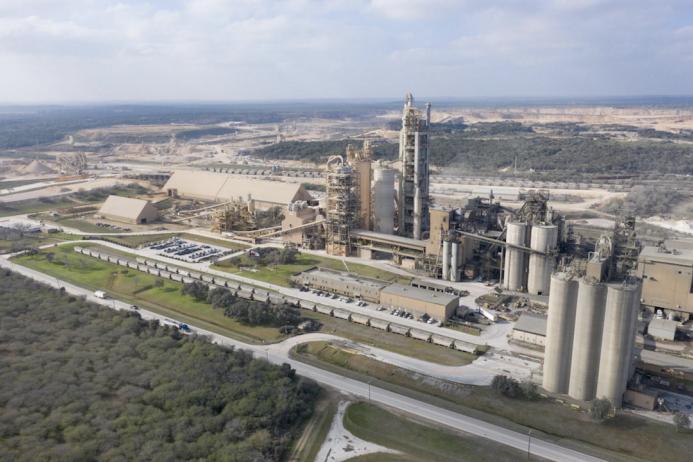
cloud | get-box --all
[0,0,690,101]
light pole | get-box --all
[527,429,532,460]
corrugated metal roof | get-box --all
[162,170,312,205]
[513,313,547,336]
[99,195,153,220]
[381,283,458,305]
[639,246,693,266]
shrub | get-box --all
[589,398,613,422]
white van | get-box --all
[94,290,107,299]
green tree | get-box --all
[589,398,613,422]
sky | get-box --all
[0,0,692,103]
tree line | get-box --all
[0,270,319,461]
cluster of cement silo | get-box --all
[542,272,641,407]
[503,222,558,295]
[441,239,462,282]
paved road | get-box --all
[0,256,604,462]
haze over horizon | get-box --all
[1,0,692,103]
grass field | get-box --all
[301,312,474,366]
[51,217,108,233]
[293,344,692,462]
[0,197,84,218]
[0,232,79,253]
[0,178,47,189]
[12,245,283,343]
[343,402,544,462]
[214,252,410,287]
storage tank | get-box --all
[449,241,460,282]
[503,222,528,291]
[442,240,451,280]
[568,278,607,401]
[527,225,558,295]
[372,166,396,234]
[596,281,641,407]
[542,272,578,394]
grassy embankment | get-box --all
[12,244,282,343]
[288,391,339,462]
[214,251,411,287]
[293,342,692,462]
[343,402,545,462]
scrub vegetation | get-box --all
[0,270,319,461]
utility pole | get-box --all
[527,429,532,460]
[368,381,372,401]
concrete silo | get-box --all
[503,222,528,291]
[372,165,396,234]
[450,241,461,282]
[442,240,451,280]
[568,278,607,401]
[527,225,558,295]
[542,272,579,394]
[596,281,641,407]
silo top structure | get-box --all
[397,93,431,240]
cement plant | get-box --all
[2,95,693,462]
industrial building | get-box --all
[281,201,323,248]
[637,245,693,319]
[162,170,312,209]
[510,312,547,347]
[647,318,678,341]
[397,93,431,240]
[98,195,158,224]
[290,268,387,303]
[379,283,458,320]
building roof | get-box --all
[647,318,678,340]
[99,195,154,220]
[302,267,388,290]
[380,283,458,305]
[162,170,312,205]
[513,312,547,336]
[639,246,693,266]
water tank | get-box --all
[568,279,607,401]
[442,240,451,280]
[503,222,528,291]
[527,225,558,295]
[542,272,578,394]
[596,281,641,407]
[372,166,396,234]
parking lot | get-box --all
[298,286,440,325]
[146,237,231,263]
